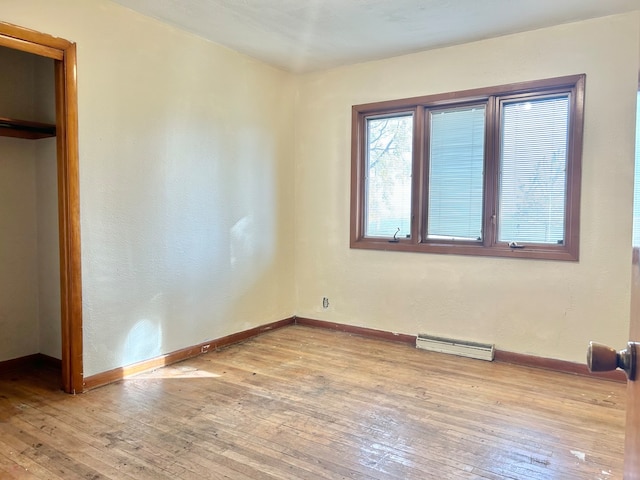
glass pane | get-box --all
[499,96,569,244]
[427,105,485,241]
[633,91,640,247]
[365,114,413,238]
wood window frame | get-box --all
[350,74,585,261]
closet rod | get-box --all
[0,116,56,139]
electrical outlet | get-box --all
[322,297,329,309]
[201,344,211,354]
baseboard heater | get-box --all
[416,334,495,361]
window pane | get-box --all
[499,96,569,244]
[633,91,640,247]
[427,105,485,241]
[364,115,413,238]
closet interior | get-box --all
[0,45,61,379]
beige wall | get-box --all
[36,136,61,359]
[0,48,60,362]
[0,137,39,361]
[294,13,640,363]
[0,47,40,361]
[33,55,60,360]
[3,0,296,376]
[3,2,638,375]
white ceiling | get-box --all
[112,0,640,73]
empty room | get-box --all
[1,0,640,478]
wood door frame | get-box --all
[0,22,83,394]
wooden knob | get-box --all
[587,341,637,380]
[587,342,619,372]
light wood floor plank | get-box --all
[0,325,626,479]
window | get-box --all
[350,75,585,261]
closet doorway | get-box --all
[0,22,82,394]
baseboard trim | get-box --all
[82,317,295,391]
[494,350,626,382]
[294,317,417,344]
[81,315,626,390]
[37,354,62,370]
[0,353,62,373]
[0,354,39,373]
[294,317,626,383]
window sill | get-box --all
[350,238,578,261]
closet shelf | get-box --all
[0,117,56,139]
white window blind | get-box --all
[364,114,413,238]
[633,91,640,247]
[499,96,569,244]
[427,105,485,241]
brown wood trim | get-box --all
[565,75,585,261]
[0,22,71,51]
[483,96,499,247]
[206,317,296,349]
[353,74,586,113]
[294,317,417,344]
[0,354,41,373]
[82,317,296,391]
[0,353,61,373]
[626,245,640,476]
[0,21,83,394]
[494,350,626,382]
[349,106,361,246]
[57,42,83,395]
[0,34,63,60]
[36,354,62,370]
[295,318,626,382]
[414,106,425,242]
[351,235,578,260]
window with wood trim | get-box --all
[350,74,585,261]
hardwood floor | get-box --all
[0,325,626,479]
